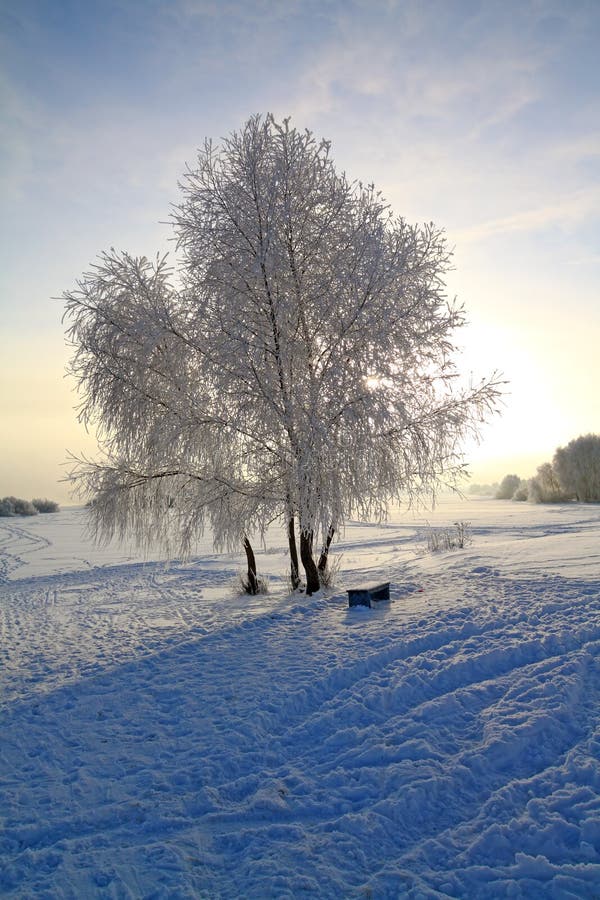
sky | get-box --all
[1,0,599,505]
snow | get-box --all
[1,498,600,898]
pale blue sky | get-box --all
[1,0,599,501]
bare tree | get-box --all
[64,114,502,594]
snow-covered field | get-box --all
[1,498,600,898]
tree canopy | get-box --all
[64,114,501,593]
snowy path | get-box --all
[1,503,600,897]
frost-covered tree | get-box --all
[553,434,600,502]
[528,462,573,504]
[64,114,501,594]
[495,474,521,500]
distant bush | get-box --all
[15,498,37,515]
[32,498,60,513]
[0,496,60,516]
[0,498,15,516]
[495,474,521,500]
[0,496,38,516]
[553,434,600,502]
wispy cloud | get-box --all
[454,187,600,243]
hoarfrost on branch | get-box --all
[63,114,502,593]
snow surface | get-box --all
[1,499,600,898]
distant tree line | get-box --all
[0,497,60,517]
[467,482,499,496]
[495,434,600,503]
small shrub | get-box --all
[32,498,60,513]
[425,521,472,552]
[238,572,269,595]
[318,554,342,589]
[286,573,304,593]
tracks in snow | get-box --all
[1,566,599,897]
[0,520,52,583]
[0,560,242,706]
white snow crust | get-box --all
[1,499,600,898]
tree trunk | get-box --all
[317,524,335,575]
[300,530,320,595]
[287,516,301,590]
[243,534,259,594]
